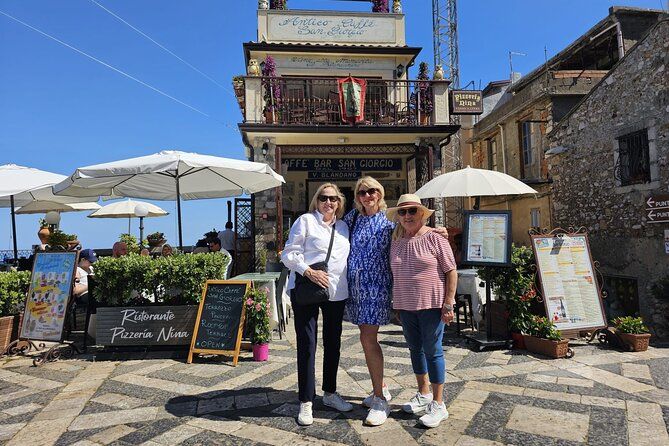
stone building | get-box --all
[235,2,461,270]
[466,7,665,246]
[546,19,669,338]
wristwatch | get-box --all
[443,304,453,311]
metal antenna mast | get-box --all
[432,0,462,228]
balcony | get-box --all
[238,76,452,128]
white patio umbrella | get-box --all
[54,150,285,249]
[88,199,168,234]
[415,165,538,199]
[0,164,96,261]
[16,201,101,214]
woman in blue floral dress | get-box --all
[343,176,395,426]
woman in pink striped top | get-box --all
[388,194,457,429]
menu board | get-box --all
[188,280,250,366]
[96,306,198,346]
[21,252,78,342]
[462,211,512,267]
[531,234,606,333]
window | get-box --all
[487,139,497,171]
[521,121,533,166]
[615,129,650,186]
[530,208,541,228]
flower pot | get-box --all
[38,227,50,244]
[617,332,651,352]
[523,335,569,359]
[0,315,22,353]
[148,238,165,248]
[67,240,80,250]
[419,114,429,125]
[511,332,526,350]
[264,110,275,124]
[252,343,269,361]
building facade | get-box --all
[466,7,665,246]
[236,2,460,267]
[547,19,669,338]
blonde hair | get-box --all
[354,176,387,215]
[309,183,346,220]
[391,208,430,241]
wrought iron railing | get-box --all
[252,76,435,126]
[614,130,651,186]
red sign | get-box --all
[338,76,367,124]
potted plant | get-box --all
[477,245,536,344]
[245,286,271,361]
[262,56,282,123]
[270,0,287,9]
[38,218,50,245]
[147,231,165,248]
[0,271,30,353]
[523,316,570,359]
[416,62,433,124]
[66,233,80,250]
[612,316,651,352]
[47,229,78,250]
[119,233,141,254]
[372,0,389,12]
[232,75,246,112]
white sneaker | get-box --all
[364,396,390,426]
[297,401,313,426]
[402,392,433,414]
[362,385,393,408]
[322,392,353,412]
[419,401,449,428]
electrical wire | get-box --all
[0,9,215,120]
[87,0,236,99]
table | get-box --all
[232,272,288,336]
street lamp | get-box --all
[45,211,61,230]
[134,203,149,248]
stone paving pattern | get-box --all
[0,323,667,446]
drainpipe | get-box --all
[615,21,625,59]
[497,123,510,211]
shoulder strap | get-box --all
[324,223,336,265]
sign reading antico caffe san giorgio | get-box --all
[268,14,397,44]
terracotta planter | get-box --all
[419,114,429,125]
[67,240,80,250]
[0,315,22,353]
[252,343,269,361]
[264,110,275,124]
[618,332,651,352]
[38,227,50,245]
[511,332,526,350]
[523,335,570,359]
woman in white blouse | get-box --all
[281,183,353,426]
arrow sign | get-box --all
[647,208,669,224]
[646,194,669,210]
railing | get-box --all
[245,76,441,126]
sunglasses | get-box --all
[397,207,419,216]
[318,195,340,203]
[357,188,378,197]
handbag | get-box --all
[292,224,336,305]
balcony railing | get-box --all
[240,76,451,127]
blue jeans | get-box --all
[399,309,445,384]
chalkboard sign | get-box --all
[188,280,250,366]
[96,305,199,346]
[21,252,78,342]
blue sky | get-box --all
[0,0,664,253]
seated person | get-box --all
[140,248,150,257]
[112,241,128,258]
[74,249,97,302]
[161,244,174,257]
[208,237,222,253]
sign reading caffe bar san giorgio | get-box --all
[268,13,397,44]
[285,158,402,172]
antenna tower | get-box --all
[432,0,463,228]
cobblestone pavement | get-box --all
[0,323,667,446]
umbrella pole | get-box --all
[10,195,18,264]
[176,177,183,251]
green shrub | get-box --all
[477,244,536,333]
[245,287,271,345]
[0,271,31,316]
[93,253,230,306]
[119,233,141,254]
[612,316,649,334]
[526,316,562,341]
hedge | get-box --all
[92,252,230,306]
[0,271,31,317]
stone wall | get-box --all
[252,143,280,268]
[547,20,669,338]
